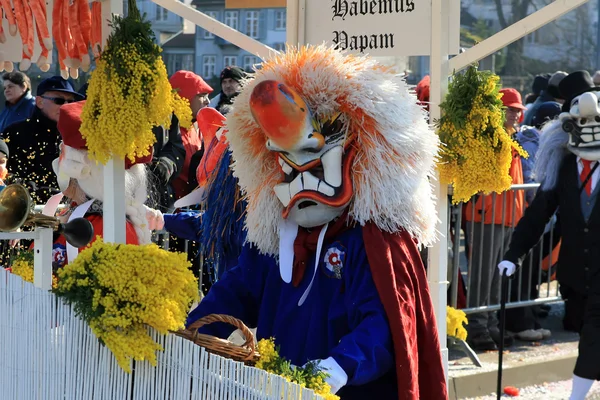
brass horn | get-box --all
[0,184,94,248]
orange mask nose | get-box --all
[250,80,315,152]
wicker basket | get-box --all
[174,314,260,364]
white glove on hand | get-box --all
[498,260,516,277]
[307,357,348,394]
[145,206,164,231]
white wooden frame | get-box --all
[96,0,591,385]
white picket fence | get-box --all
[0,269,323,400]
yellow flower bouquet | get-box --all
[255,338,340,400]
[80,0,192,165]
[53,238,199,372]
[6,250,58,288]
[436,65,527,204]
[446,306,468,341]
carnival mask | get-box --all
[560,90,600,161]
[249,80,355,228]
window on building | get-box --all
[273,42,285,52]
[275,10,286,30]
[243,55,258,72]
[225,11,239,31]
[203,55,216,79]
[155,5,168,21]
[165,54,195,76]
[245,11,259,39]
[223,56,237,68]
[203,11,219,39]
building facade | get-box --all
[124,0,185,44]
[192,0,286,82]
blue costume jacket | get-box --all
[187,225,397,399]
[164,212,244,276]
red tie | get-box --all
[581,159,594,196]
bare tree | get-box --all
[494,0,534,76]
[555,6,596,70]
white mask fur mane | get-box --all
[533,120,571,191]
[225,45,439,256]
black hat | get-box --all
[532,102,561,129]
[559,71,600,112]
[37,76,85,100]
[532,74,551,95]
[220,66,246,84]
[0,140,9,158]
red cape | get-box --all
[362,224,448,400]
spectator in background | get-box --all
[148,114,186,213]
[523,71,567,125]
[524,74,550,112]
[1,76,83,204]
[168,70,213,200]
[0,72,36,132]
[209,66,247,115]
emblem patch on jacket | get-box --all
[323,243,345,279]
[52,243,67,269]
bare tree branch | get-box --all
[494,0,508,28]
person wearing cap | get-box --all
[168,70,213,200]
[523,73,550,111]
[47,101,153,269]
[0,71,36,132]
[1,76,84,204]
[208,66,247,115]
[523,71,567,126]
[463,88,528,350]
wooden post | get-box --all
[428,0,450,380]
[103,0,127,244]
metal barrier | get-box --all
[448,183,563,314]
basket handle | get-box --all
[188,314,256,353]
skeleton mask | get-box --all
[560,91,600,161]
[558,71,600,161]
[249,80,355,228]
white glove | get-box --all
[498,260,516,277]
[307,357,348,394]
[144,206,165,231]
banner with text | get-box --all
[304,0,460,56]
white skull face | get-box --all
[561,91,600,160]
[249,80,355,228]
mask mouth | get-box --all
[298,200,317,209]
[563,119,600,148]
[274,145,356,219]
